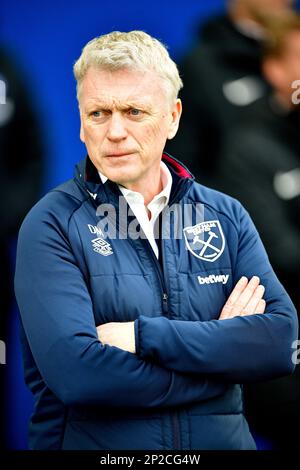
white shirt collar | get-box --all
[98,160,172,207]
[97,160,172,258]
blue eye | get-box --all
[92,111,101,117]
[130,109,141,116]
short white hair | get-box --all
[73,30,183,105]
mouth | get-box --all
[106,152,136,158]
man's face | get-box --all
[242,0,294,16]
[280,31,300,87]
[79,66,181,188]
[264,30,300,99]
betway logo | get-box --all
[198,274,229,285]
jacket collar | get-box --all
[74,152,195,206]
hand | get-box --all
[97,321,136,354]
[219,276,266,320]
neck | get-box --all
[123,165,163,206]
[274,90,298,112]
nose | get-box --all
[106,112,128,142]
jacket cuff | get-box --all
[134,319,140,356]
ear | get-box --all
[167,99,182,140]
[79,110,85,143]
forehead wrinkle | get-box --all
[84,96,153,112]
[80,68,167,112]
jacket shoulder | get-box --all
[18,178,87,236]
[187,181,245,227]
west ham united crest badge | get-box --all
[183,220,225,262]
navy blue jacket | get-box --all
[14,154,298,450]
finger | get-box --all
[97,323,113,344]
[219,276,248,319]
[242,284,265,316]
[97,325,104,342]
[232,276,260,315]
[256,299,266,314]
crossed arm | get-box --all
[98,206,298,383]
[97,275,266,354]
[98,273,296,383]
[15,198,229,409]
[15,196,297,409]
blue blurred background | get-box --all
[3,0,300,451]
[1,0,226,449]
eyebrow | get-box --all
[84,99,152,112]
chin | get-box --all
[105,164,140,183]
[106,170,139,186]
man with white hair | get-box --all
[15,30,297,450]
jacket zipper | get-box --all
[172,411,181,449]
[144,239,169,316]
[101,197,170,317]
[91,181,184,450]
[160,212,181,450]
[143,217,181,450]
[144,208,174,315]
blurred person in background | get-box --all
[0,46,43,448]
[165,0,296,185]
[215,14,300,449]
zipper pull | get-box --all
[162,293,168,314]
